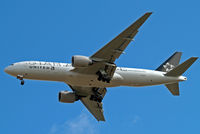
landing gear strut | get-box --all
[17,75,24,85]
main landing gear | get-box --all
[96,70,111,83]
[90,88,103,103]
[17,75,24,85]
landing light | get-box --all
[179,76,187,81]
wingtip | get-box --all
[192,57,199,60]
[174,51,183,56]
[143,12,153,17]
[97,119,106,122]
[175,51,182,53]
[146,12,153,15]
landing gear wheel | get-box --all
[90,95,102,103]
[90,88,104,103]
[21,80,24,85]
[98,76,102,81]
[106,79,110,83]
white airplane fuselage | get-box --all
[4,61,187,87]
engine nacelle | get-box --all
[58,91,78,103]
[72,55,93,68]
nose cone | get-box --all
[4,66,12,75]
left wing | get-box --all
[69,85,107,121]
[81,96,105,121]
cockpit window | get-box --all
[10,64,14,66]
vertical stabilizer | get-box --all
[156,52,182,72]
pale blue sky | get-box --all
[0,0,199,134]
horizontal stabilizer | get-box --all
[165,57,198,76]
[165,83,179,96]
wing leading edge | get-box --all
[91,12,152,63]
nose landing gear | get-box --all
[17,75,24,85]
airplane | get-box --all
[4,12,198,121]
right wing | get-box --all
[69,85,107,121]
[72,12,152,78]
[90,12,152,63]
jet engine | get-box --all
[58,91,79,103]
[72,55,93,67]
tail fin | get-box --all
[165,83,179,96]
[165,57,198,96]
[165,57,198,76]
[156,52,182,72]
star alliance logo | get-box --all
[163,62,175,72]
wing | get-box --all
[69,85,107,121]
[81,96,105,121]
[73,12,152,77]
[91,12,152,63]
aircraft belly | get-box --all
[117,70,180,87]
[22,66,69,82]
[65,73,121,87]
